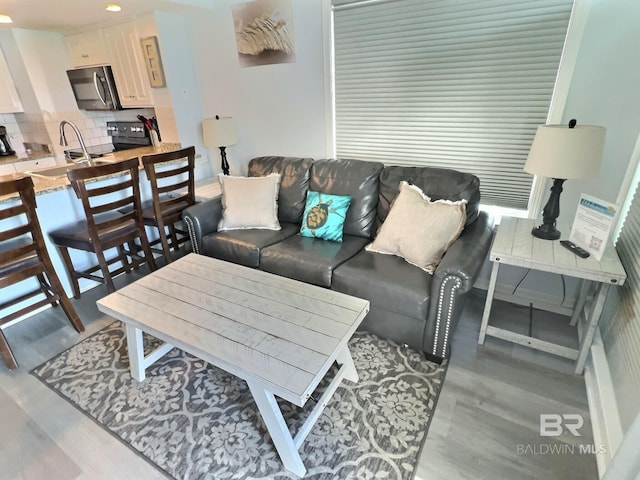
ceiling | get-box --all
[0,0,208,33]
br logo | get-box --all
[540,414,584,437]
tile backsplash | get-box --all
[0,107,155,157]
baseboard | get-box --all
[584,328,623,477]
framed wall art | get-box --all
[232,0,296,67]
[140,36,166,88]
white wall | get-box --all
[564,1,640,469]
[557,0,640,234]
[184,0,328,175]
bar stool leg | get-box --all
[127,241,141,270]
[37,273,58,307]
[140,236,158,272]
[157,225,173,265]
[50,279,84,334]
[39,253,85,334]
[168,225,180,252]
[118,245,132,274]
[95,249,116,293]
[0,329,18,370]
[56,246,81,299]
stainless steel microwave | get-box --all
[67,65,122,110]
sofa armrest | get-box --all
[434,210,495,292]
[182,197,223,254]
[423,211,495,361]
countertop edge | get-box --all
[0,143,185,203]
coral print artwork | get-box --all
[233,0,296,67]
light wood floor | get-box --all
[1,266,597,479]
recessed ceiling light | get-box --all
[105,4,122,12]
[0,14,13,24]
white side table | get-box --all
[478,216,626,374]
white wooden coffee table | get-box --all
[96,253,370,477]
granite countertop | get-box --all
[0,143,183,202]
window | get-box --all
[602,174,640,433]
[332,0,574,210]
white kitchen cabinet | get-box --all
[0,163,15,175]
[0,47,23,113]
[102,23,152,108]
[66,30,108,67]
[13,157,57,172]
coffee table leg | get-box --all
[247,382,306,477]
[125,323,146,381]
[337,344,358,383]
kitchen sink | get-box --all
[26,163,86,178]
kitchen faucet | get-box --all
[59,120,92,165]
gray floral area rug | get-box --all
[32,322,447,479]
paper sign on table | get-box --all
[568,193,618,261]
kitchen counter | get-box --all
[0,143,182,202]
[1,142,213,310]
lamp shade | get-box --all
[524,124,606,179]
[202,116,238,148]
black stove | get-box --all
[65,120,152,160]
[107,121,152,150]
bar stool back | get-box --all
[141,146,196,264]
[0,176,85,370]
[49,158,157,298]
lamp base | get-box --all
[531,178,565,241]
[219,146,230,176]
[531,223,561,240]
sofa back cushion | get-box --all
[248,156,313,224]
[310,158,384,238]
[378,165,480,228]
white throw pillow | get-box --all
[218,173,281,231]
[366,181,466,274]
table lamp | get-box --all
[202,115,238,175]
[524,119,606,240]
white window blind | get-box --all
[602,181,640,431]
[333,0,573,209]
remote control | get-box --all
[560,240,590,258]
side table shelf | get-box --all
[478,216,626,374]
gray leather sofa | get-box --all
[183,156,494,362]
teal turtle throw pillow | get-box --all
[299,191,352,242]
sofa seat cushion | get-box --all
[201,222,299,268]
[332,249,433,320]
[259,234,369,287]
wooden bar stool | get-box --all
[140,146,196,264]
[48,158,157,298]
[0,176,85,370]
